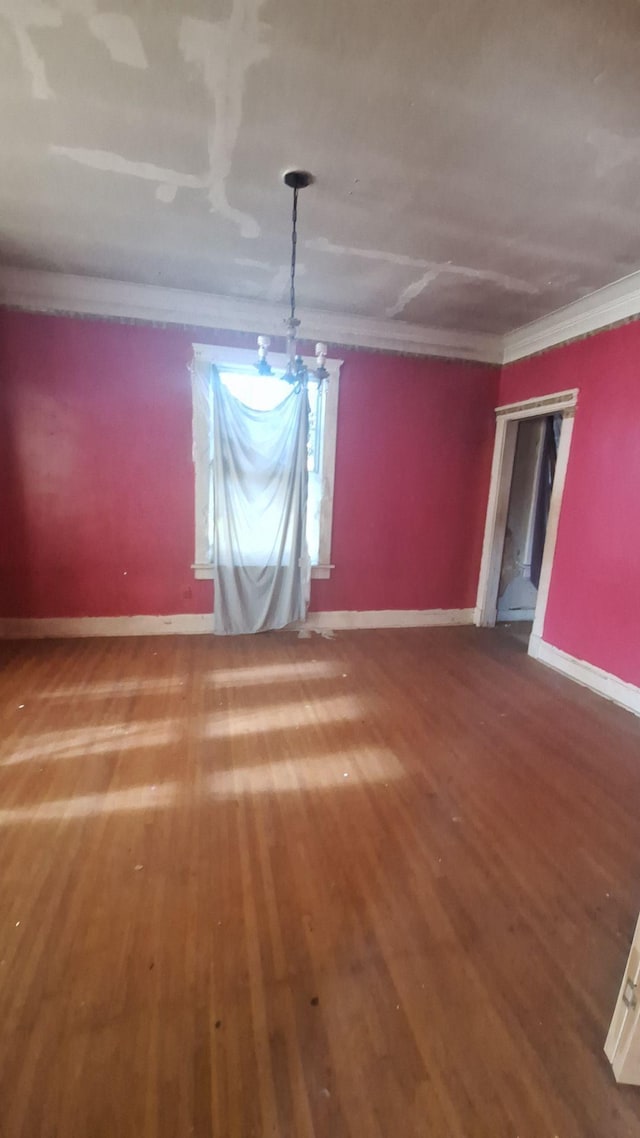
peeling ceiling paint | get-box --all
[1,0,640,333]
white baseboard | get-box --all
[0,614,215,638]
[529,635,640,718]
[0,608,474,640]
[304,608,474,630]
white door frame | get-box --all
[474,388,578,656]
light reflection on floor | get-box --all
[0,781,179,824]
[1,721,180,766]
[206,660,341,686]
[199,694,362,738]
[0,665,385,823]
[36,676,189,699]
[207,749,402,796]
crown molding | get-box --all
[3,264,639,367]
[502,268,640,364]
[0,266,502,365]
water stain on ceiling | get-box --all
[0,0,639,334]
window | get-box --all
[190,343,342,580]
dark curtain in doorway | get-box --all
[530,415,561,589]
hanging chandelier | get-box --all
[256,170,329,387]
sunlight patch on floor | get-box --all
[207,660,342,687]
[0,781,178,825]
[200,694,362,739]
[1,721,179,765]
[35,677,188,699]
[207,748,403,796]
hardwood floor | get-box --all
[0,627,639,1137]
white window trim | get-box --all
[190,342,343,581]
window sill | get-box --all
[192,563,334,581]
[311,564,334,580]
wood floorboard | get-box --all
[0,627,639,1137]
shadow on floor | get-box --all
[496,620,533,650]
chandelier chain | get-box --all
[289,186,298,331]
[255,171,328,385]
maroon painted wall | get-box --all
[499,321,640,688]
[0,310,498,619]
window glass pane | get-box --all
[218,368,292,411]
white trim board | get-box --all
[0,615,216,638]
[303,609,474,631]
[0,267,502,365]
[3,265,640,366]
[529,636,640,719]
[0,609,474,639]
[495,388,578,419]
[502,268,640,363]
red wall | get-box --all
[0,310,498,619]
[499,321,640,688]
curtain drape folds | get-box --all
[210,366,310,635]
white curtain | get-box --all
[210,365,310,635]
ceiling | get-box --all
[1,0,639,336]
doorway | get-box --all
[497,413,561,626]
[475,388,578,658]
